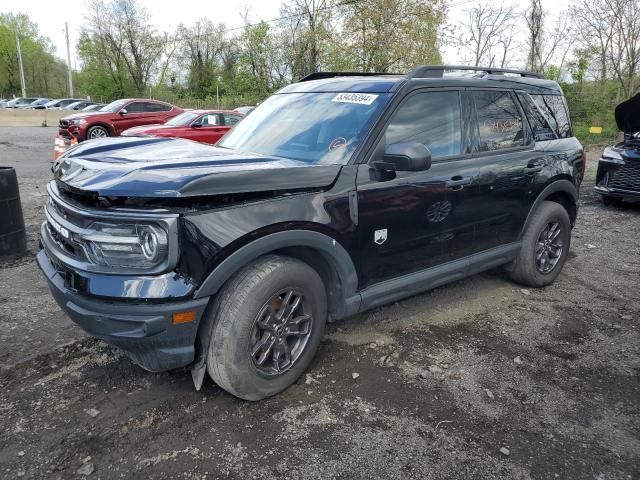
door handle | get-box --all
[446,176,472,189]
[524,164,543,174]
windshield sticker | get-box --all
[332,93,378,105]
[329,137,347,150]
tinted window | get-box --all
[200,114,221,126]
[516,92,555,141]
[222,113,242,126]
[124,102,146,113]
[531,94,571,138]
[473,91,524,151]
[146,102,172,112]
[384,91,462,159]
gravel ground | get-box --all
[0,127,638,480]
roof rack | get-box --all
[298,71,404,82]
[298,65,543,84]
[407,65,543,79]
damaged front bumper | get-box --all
[37,247,210,372]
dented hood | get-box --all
[54,136,341,198]
[615,94,640,133]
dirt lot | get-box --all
[0,127,638,480]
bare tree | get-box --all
[572,0,640,96]
[525,1,574,76]
[458,2,518,67]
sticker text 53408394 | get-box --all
[332,93,379,105]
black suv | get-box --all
[595,93,640,205]
[39,65,584,400]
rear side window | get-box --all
[531,94,571,138]
[472,91,524,152]
[384,91,462,159]
[150,102,172,112]
[222,114,242,126]
[516,93,556,141]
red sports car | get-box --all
[120,110,244,144]
[58,99,183,142]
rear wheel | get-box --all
[206,255,327,400]
[509,201,571,287]
[87,125,109,139]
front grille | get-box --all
[610,163,640,191]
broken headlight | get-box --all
[81,222,169,269]
[600,147,624,164]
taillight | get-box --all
[580,149,586,180]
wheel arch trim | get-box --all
[521,179,578,238]
[193,229,360,310]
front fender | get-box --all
[194,229,360,312]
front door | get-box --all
[355,89,483,288]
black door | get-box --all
[355,89,483,288]
[468,90,546,252]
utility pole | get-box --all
[15,31,26,97]
[65,22,74,97]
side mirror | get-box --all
[376,142,432,172]
[118,109,127,115]
[191,123,202,128]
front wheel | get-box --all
[509,201,571,287]
[206,255,327,400]
[86,125,109,140]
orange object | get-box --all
[53,135,78,161]
[172,310,197,324]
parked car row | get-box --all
[0,96,105,111]
[57,98,245,145]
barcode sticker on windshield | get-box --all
[332,93,378,105]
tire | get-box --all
[509,201,571,288]
[86,125,109,140]
[602,194,622,207]
[206,255,327,400]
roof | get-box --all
[278,66,563,96]
[185,109,243,115]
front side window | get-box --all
[473,91,524,151]
[123,102,146,114]
[200,114,221,126]
[383,91,462,159]
[531,94,571,138]
[218,92,389,165]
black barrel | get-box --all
[0,167,27,257]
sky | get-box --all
[0,0,571,68]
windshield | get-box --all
[166,111,200,126]
[218,92,389,165]
[99,100,127,113]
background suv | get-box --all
[40,65,584,401]
[595,93,640,205]
[58,98,183,141]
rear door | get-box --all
[468,90,546,252]
[355,89,484,287]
